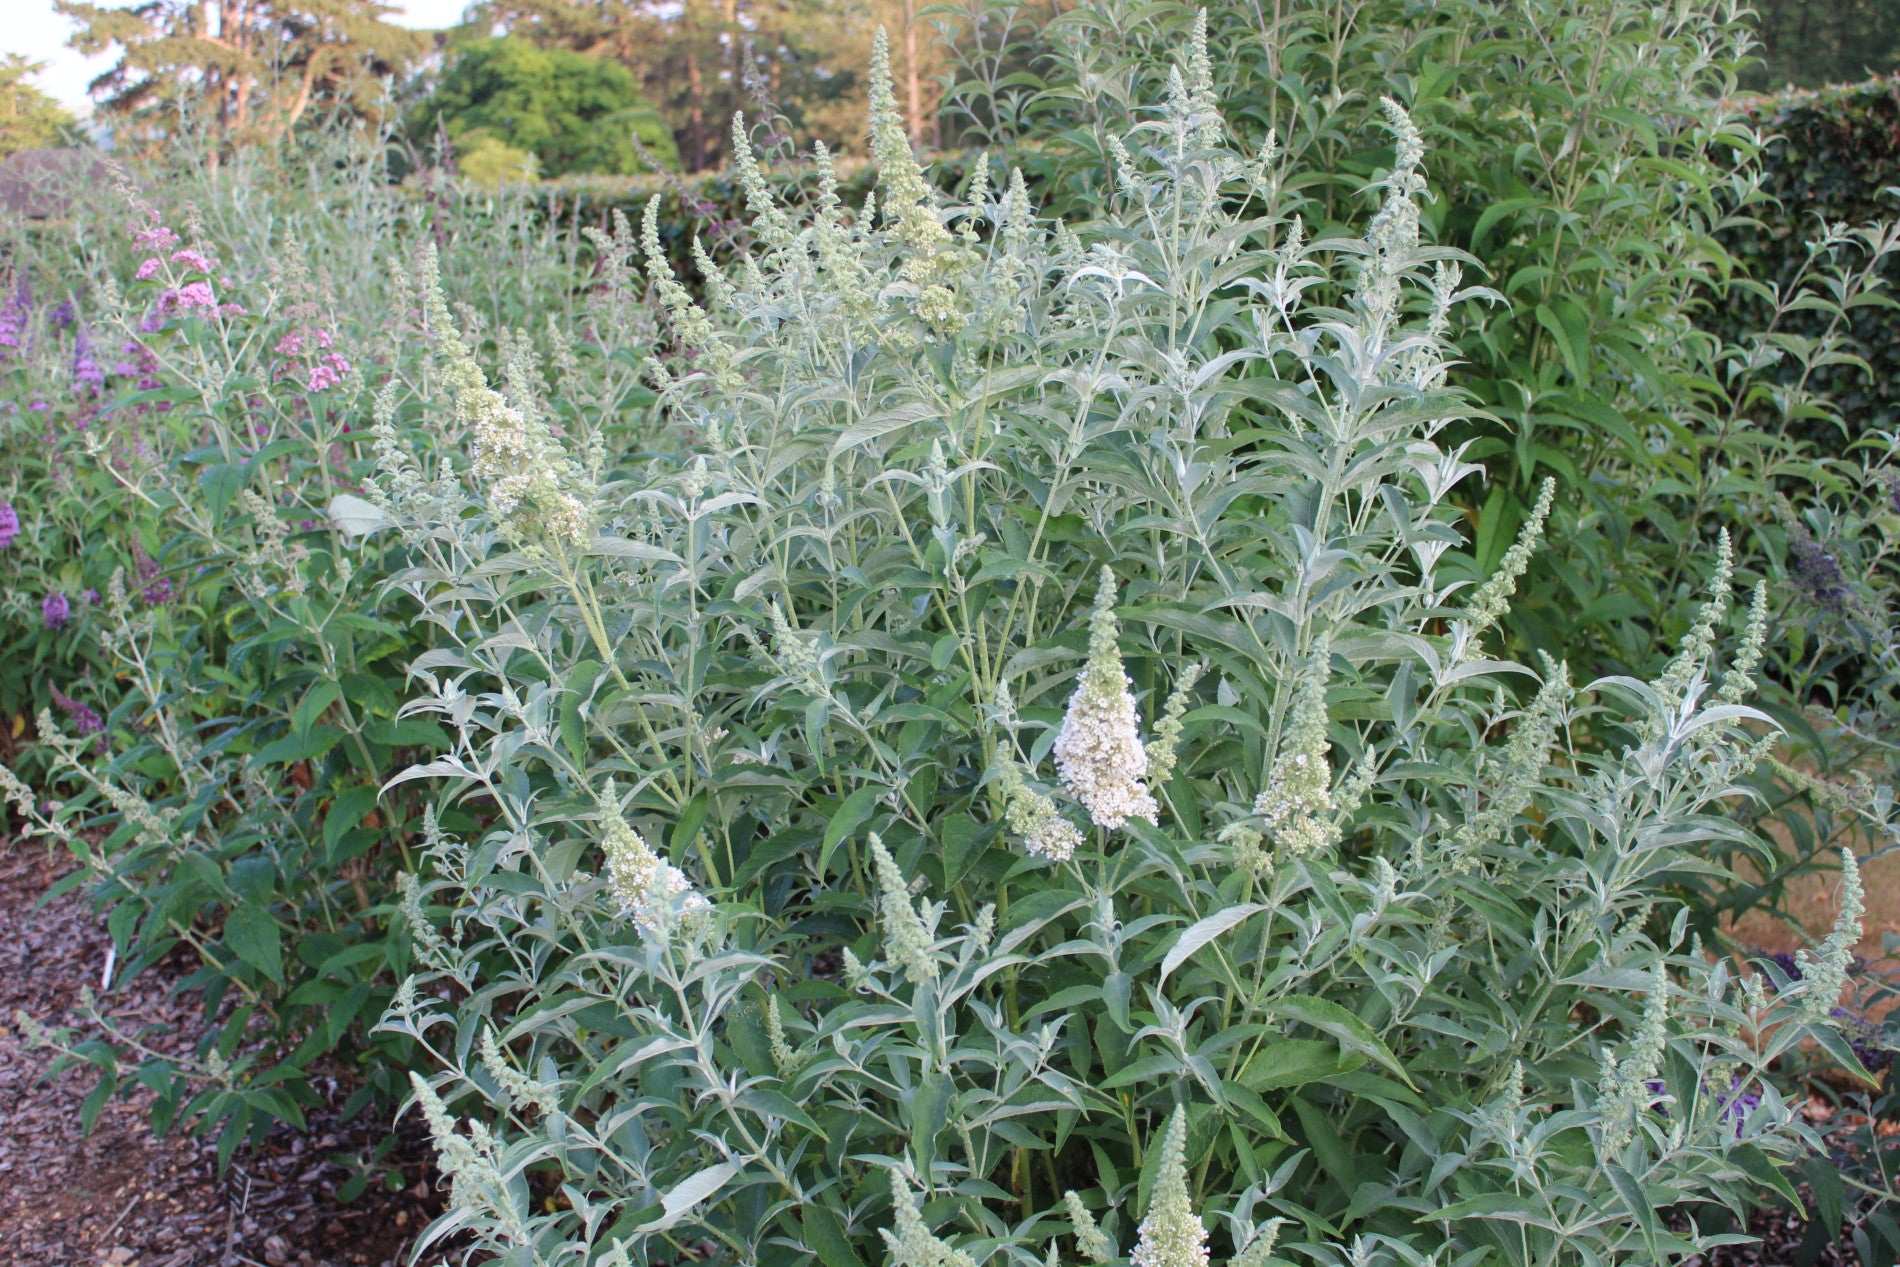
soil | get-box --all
[0,838,446,1267]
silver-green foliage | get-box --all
[375,29,1866,1267]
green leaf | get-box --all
[322,787,378,856]
[560,660,603,763]
[820,785,883,878]
[1159,903,1264,986]
[1270,995,1415,1089]
[909,1072,952,1174]
[200,463,246,529]
[636,1162,740,1233]
[1606,1162,1660,1259]
[939,813,987,888]
[225,904,284,985]
[1237,1038,1364,1092]
[802,1205,867,1267]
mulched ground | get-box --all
[0,838,446,1267]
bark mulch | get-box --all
[0,838,444,1267]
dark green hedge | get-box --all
[1719,76,1900,435]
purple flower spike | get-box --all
[0,502,19,548]
[73,327,104,395]
[42,591,70,629]
[50,687,103,736]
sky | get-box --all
[7,0,472,116]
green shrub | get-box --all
[413,37,681,179]
[459,131,541,188]
[946,0,1900,971]
[1716,77,1900,438]
[373,34,1870,1265]
[0,131,656,1161]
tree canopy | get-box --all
[0,56,80,159]
[412,35,680,177]
[55,0,427,154]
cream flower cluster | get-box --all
[1252,639,1337,859]
[597,783,709,943]
[867,29,967,333]
[870,834,937,985]
[417,244,591,545]
[1054,569,1158,830]
[881,1172,977,1267]
[1131,1111,1209,1267]
[995,756,1084,863]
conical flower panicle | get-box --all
[1252,638,1337,860]
[870,834,937,985]
[882,1171,977,1267]
[1064,1190,1116,1264]
[1054,569,1159,830]
[1797,848,1865,1025]
[1596,961,1670,1156]
[1450,656,1569,871]
[1232,1219,1286,1267]
[1462,478,1554,644]
[1132,1110,1209,1267]
[597,782,709,943]
[1146,660,1205,787]
[416,243,591,545]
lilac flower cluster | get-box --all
[276,328,352,392]
[1788,523,1851,614]
[41,592,70,630]
[50,687,103,736]
[131,221,244,326]
[132,542,173,606]
[72,326,104,396]
[0,278,30,358]
[0,502,18,548]
[306,352,352,392]
[134,218,180,252]
[48,300,74,329]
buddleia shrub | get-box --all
[0,133,657,1163]
[378,30,1872,1267]
[945,0,1900,964]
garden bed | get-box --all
[0,839,442,1267]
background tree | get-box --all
[462,0,947,171]
[55,0,427,156]
[411,35,679,176]
[0,56,80,158]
